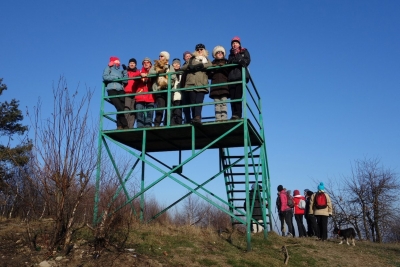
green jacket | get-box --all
[181,52,211,93]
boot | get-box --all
[191,116,202,126]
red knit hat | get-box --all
[109,56,120,63]
[293,189,300,196]
[231,36,241,45]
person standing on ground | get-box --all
[244,184,263,233]
[309,182,332,241]
[304,189,318,237]
[276,185,295,237]
[293,189,307,237]
[276,191,286,236]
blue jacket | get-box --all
[103,65,127,91]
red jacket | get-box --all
[124,68,140,93]
[279,190,291,212]
[293,195,306,215]
[135,67,154,103]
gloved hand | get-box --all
[239,59,247,66]
[122,64,127,70]
[188,64,195,70]
[194,63,204,70]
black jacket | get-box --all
[244,189,263,220]
[227,48,251,82]
[208,58,230,99]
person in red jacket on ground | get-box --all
[293,189,307,237]
[276,185,295,237]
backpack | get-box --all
[286,193,294,208]
[298,199,306,210]
[314,192,327,209]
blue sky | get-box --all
[1,1,400,223]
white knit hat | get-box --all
[212,45,226,58]
[159,51,170,60]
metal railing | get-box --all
[100,64,263,131]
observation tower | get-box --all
[94,65,272,251]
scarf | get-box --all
[232,47,240,55]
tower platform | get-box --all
[104,119,263,153]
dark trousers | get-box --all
[189,91,205,118]
[171,100,182,125]
[181,90,191,123]
[294,214,307,237]
[316,215,328,240]
[155,93,167,125]
[229,84,243,118]
[107,89,128,128]
[278,213,286,236]
[283,209,295,236]
[306,215,319,237]
[135,102,154,128]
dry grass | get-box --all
[0,217,399,266]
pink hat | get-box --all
[109,56,120,62]
[231,36,241,45]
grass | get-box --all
[1,218,400,266]
[125,223,400,267]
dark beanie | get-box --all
[307,190,314,196]
[277,185,283,192]
[129,58,137,64]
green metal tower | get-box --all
[94,65,272,251]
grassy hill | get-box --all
[0,218,399,266]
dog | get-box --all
[153,58,169,89]
[333,227,356,246]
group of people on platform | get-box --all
[102,36,251,129]
[276,182,333,241]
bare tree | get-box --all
[344,158,400,243]
[172,194,209,226]
[325,180,364,239]
[28,77,97,250]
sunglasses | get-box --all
[196,48,204,51]
[216,51,224,54]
